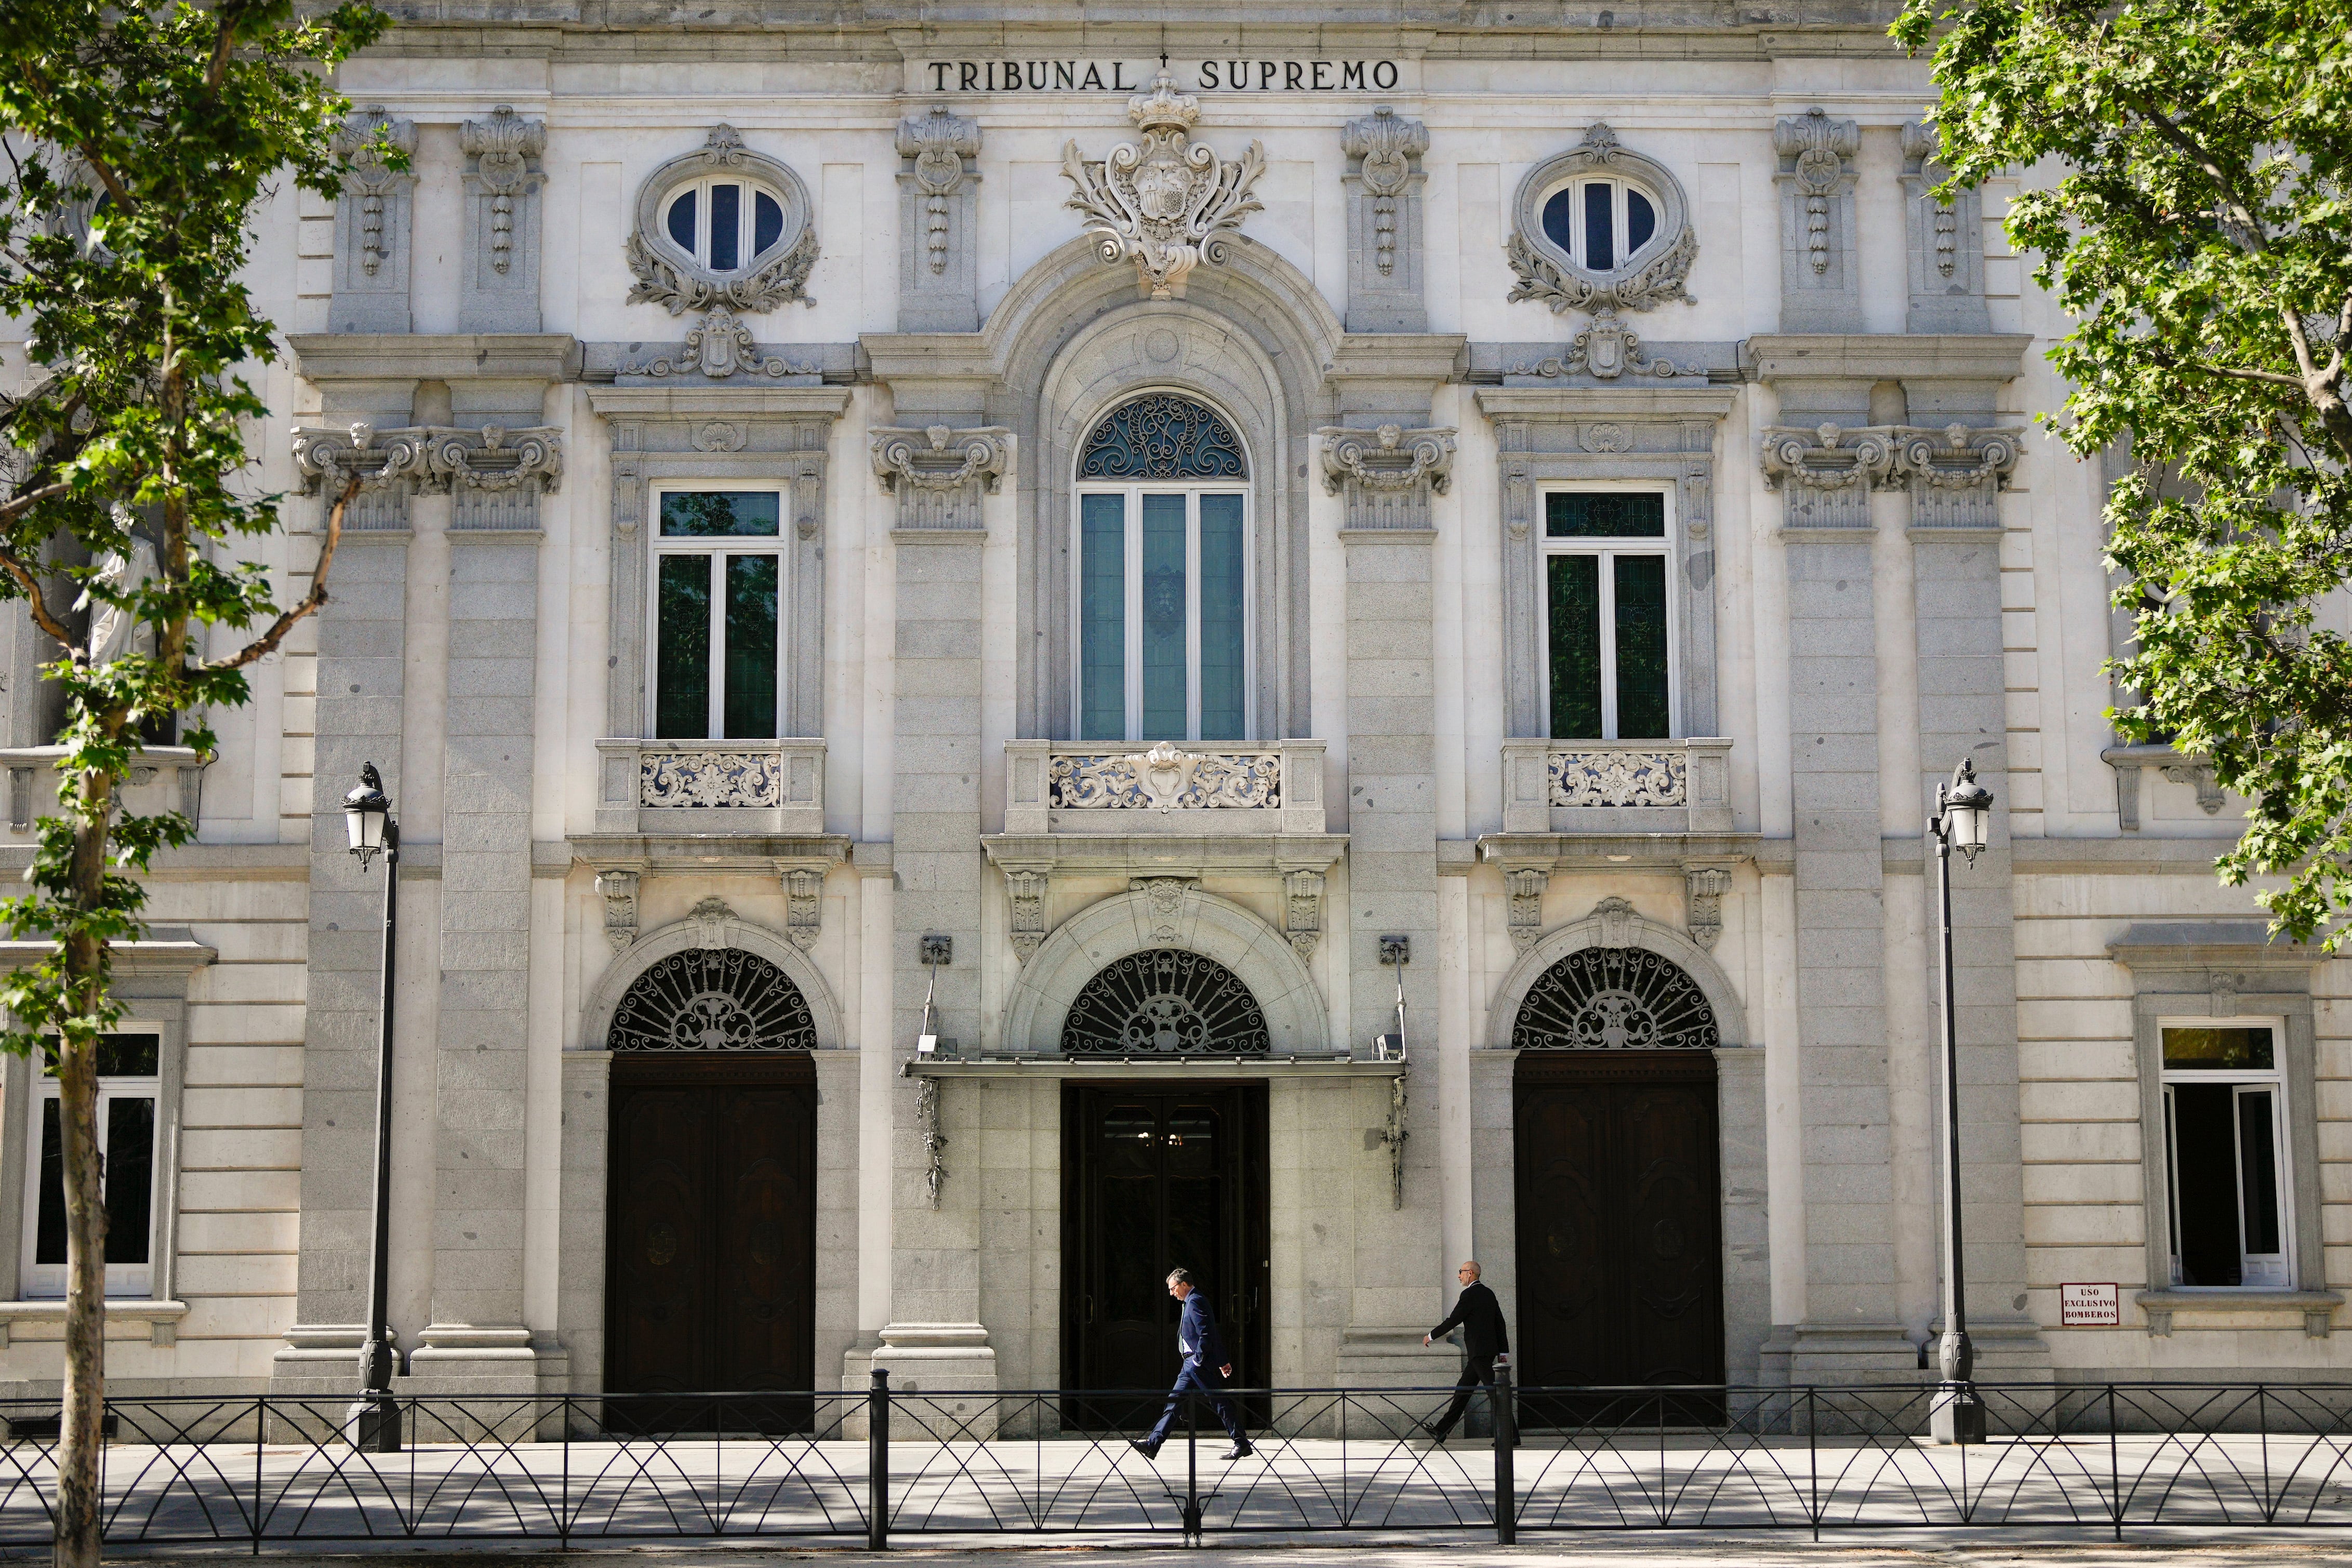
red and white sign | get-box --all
[2060,1282,2121,1326]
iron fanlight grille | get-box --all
[1076,394,1247,481]
[608,948,817,1053]
[1060,949,1270,1056]
[1511,946,1718,1051]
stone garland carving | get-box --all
[1760,422,2023,530]
[1048,743,1280,812]
[595,869,641,953]
[1506,125,1697,316]
[783,867,823,951]
[917,1075,947,1208]
[1284,869,1324,962]
[638,751,783,808]
[627,125,819,316]
[1317,424,1456,531]
[333,107,416,281]
[1684,866,1733,952]
[1899,121,1991,334]
[1774,109,1857,276]
[1062,70,1266,301]
[1506,312,1694,381]
[1507,866,1550,954]
[1376,1074,1408,1211]
[1548,750,1689,808]
[1341,106,1427,278]
[899,107,980,276]
[869,424,1014,531]
[1006,869,1049,964]
[460,105,544,278]
[619,305,818,381]
[1903,122,1961,284]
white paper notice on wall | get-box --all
[2060,1283,2121,1327]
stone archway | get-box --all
[579,899,845,1055]
[1002,883,1325,1056]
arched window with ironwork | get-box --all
[1511,946,1718,1052]
[1073,394,1251,744]
[1061,949,1270,1056]
[607,948,818,1053]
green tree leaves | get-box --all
[1897,0,2352,948]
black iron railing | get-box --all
[7,1376,2352,1547]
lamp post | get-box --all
[342,762,401,1452]
[1928,756,1992,1445]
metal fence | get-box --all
[8,1378,2352,1548]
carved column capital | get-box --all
[1317,424,1455,530]
[871,424,1013,531]
[1758,423,1897,530]
[1893,423,2023,529]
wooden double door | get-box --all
[606,1052,816,1430]
[1514,1052,1723,1423]
[1061,1084,1269,1429]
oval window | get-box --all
[666,190,695,250]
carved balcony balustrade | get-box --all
[1500,736,1733,836]
[594,737,827,838]
[1003,738,1328,838]
[0,746,207,837]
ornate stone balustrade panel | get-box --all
[594,737,825,836]
[1549,748,1686,807]
[1501,737,1732,834]
[1003,739,1327,837]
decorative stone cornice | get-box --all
[869,423,1013,530]
[1061,70,1267,301]
[1316,424,1456,530]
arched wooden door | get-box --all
[1510,946,1724,1424]
[604,947,818,1431]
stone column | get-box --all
[1759,417,1913,1379]
[874,477,996,1419]
[1898,421,2047,1375]
[410,525,540,1395]
[1330,426,1455,1389]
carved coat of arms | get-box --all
[1061,71,1266,300]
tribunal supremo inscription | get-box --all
[928,60,1403,92]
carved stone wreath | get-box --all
[1061,948,1271,1055]
[1506,124,1697,316]
[1512,945,1718,1052]
[608,946,817,1053]
[627,124,819,316]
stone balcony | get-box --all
[1499,737,1734,835]
[1003,739,1330,837]
[0,746,207,836]
[593,737,828,838]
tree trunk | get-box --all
[54,1030,106,1568]
[55,805,116,1568]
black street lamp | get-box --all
[1928,756,1993,1446]
[342,762,401,1452]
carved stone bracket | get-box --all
[1506,311,1695,381]
[1284,869,1324,961]
[1683,864,1734,951]
[1340,105,1430,331]
[1316,424,1456,530]
[1006,868,1049,964]
[870,424,1013,531]
[595,869,641,953]
[329,107,418,333]
[619,306,819,381]
[1062,70,1266,301]
[1773,108,1861,331]
[896,106,983,330]
[781,867,825,950]
[1507,866,1550,954]
[2163,761,2226,815]
[459,105,546,331]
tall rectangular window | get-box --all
[24,1033,160,1299]
[1074,488,1249,741]
[1542,491,1673,740]
[2162,1023,2291,1288]
[652,490,783,740]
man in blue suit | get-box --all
[1132,1267,1254,1461]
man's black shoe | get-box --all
[1128,1439,1160,1460]
[1220,1442,1255,1460]
[1419,1421,1449,1440]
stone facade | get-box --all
[2,3,2346,1406]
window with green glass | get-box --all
[653,491,783,739]
[1074,487,1251,741]
[1543,493,1673,740]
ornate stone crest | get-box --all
[1507,309,1694,381]
[617,305,818,382]
[1062,70,1266,300]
